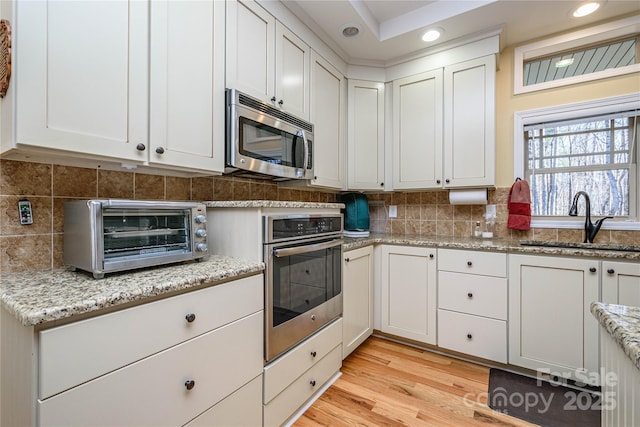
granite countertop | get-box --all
[342,233,640,261]
[591,302,640,371]
[205,200,345,209]
[0,256,264,327]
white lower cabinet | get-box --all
[36,275,264,427]
[342,246,374,358]
[602,260,640,306]
[380,245,437,344]
[509,254,600,385]
[437,249,507,363]
[263,319,342,427]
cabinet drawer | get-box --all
[39,274,263,399]
[264,344,342,427]
[438,249,506,277]
[185,375,262,427]
[438,271,507,320]
[38,312,263,427]
[264,318,342,404]
[437,309,507,363]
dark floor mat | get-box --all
[487,368,601,427]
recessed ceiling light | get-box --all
[421,28,443,42]
[555,58,575,68]
[341,24,360,38]
[572,2,601,18]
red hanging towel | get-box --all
[507,178,531,230]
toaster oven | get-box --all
[64,200,208,278]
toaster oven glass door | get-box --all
[102,208,192,260]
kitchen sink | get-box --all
[519,240,640,252]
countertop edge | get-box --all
[590,302,640,371]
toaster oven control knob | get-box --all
[194,214,207,224]
[196,243,208,252]
[195,229,207,238]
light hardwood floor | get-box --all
[294,336,538,426]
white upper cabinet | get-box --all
[392,69,443,190]
[347,80,385,191]
[443,55,496,187]
[391,55,496,190]
[309,51,346,189]
[13,0,148,162]
[226,0,310,119]
[149,0,225,173]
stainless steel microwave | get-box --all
[64,200,208,278]
[226,88,314,180]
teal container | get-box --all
[340,193,370,231]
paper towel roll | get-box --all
[449,189,488,205]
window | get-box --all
[514,94,640,228]
[514,16,640,94]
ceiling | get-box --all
[279,0,640,66]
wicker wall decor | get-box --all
[0,19,11,98]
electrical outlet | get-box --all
[389,205,398,218]
[19,200,33,225]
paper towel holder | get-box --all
[448,188,489,205]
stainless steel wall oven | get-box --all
[263,214,343,362]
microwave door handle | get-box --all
[272,238,343,258]
[296,130,309,169]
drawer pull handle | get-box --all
[310,351,317,358]
[185,380,195,391]
[467,292,473,299]
[607,268,615,274]
[466,333,473,340]
[310,380,317,387]
[467,261,472,266]
[185,313,196,323]
[589,267,597,273]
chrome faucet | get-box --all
[568,191,612,243]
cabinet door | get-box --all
[16,0,148,161]
[342,246,374,358]
[392,70,443,189]
[310,51,345,189]
[602,261,640,306]
[443,55,495,187]
[226,0,275,102]
[380,245,437,344]
[149,0,225,173]
[509,254,600,384]
[275,22,310,120]
[347,80,385,190]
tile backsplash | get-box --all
[1,159,638,273]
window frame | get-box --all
[513,16,640,95]
[514,93,640,231]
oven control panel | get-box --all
[265,214,343,242]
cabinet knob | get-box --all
[445,179,450,184]
[278,99,284,106]
[380,182,384,187]
[345,257,350,262]
[310,380,317,387]
[185,380,195,391]
[467,261,473,266]
[467,292,473,299]
[310,351,317,358]
[314,176,317,180]
[466,333,473,340]
[589,267,597,273]
[436,179,441,184]
[136,143,146,151]
[429,254,434,259]
[271,96,276,102]
[185,313,196,323]
[155,146,165,154]
[607,268,615,274]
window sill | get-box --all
[530,219,640,232]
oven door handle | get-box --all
[272,238,343,258]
